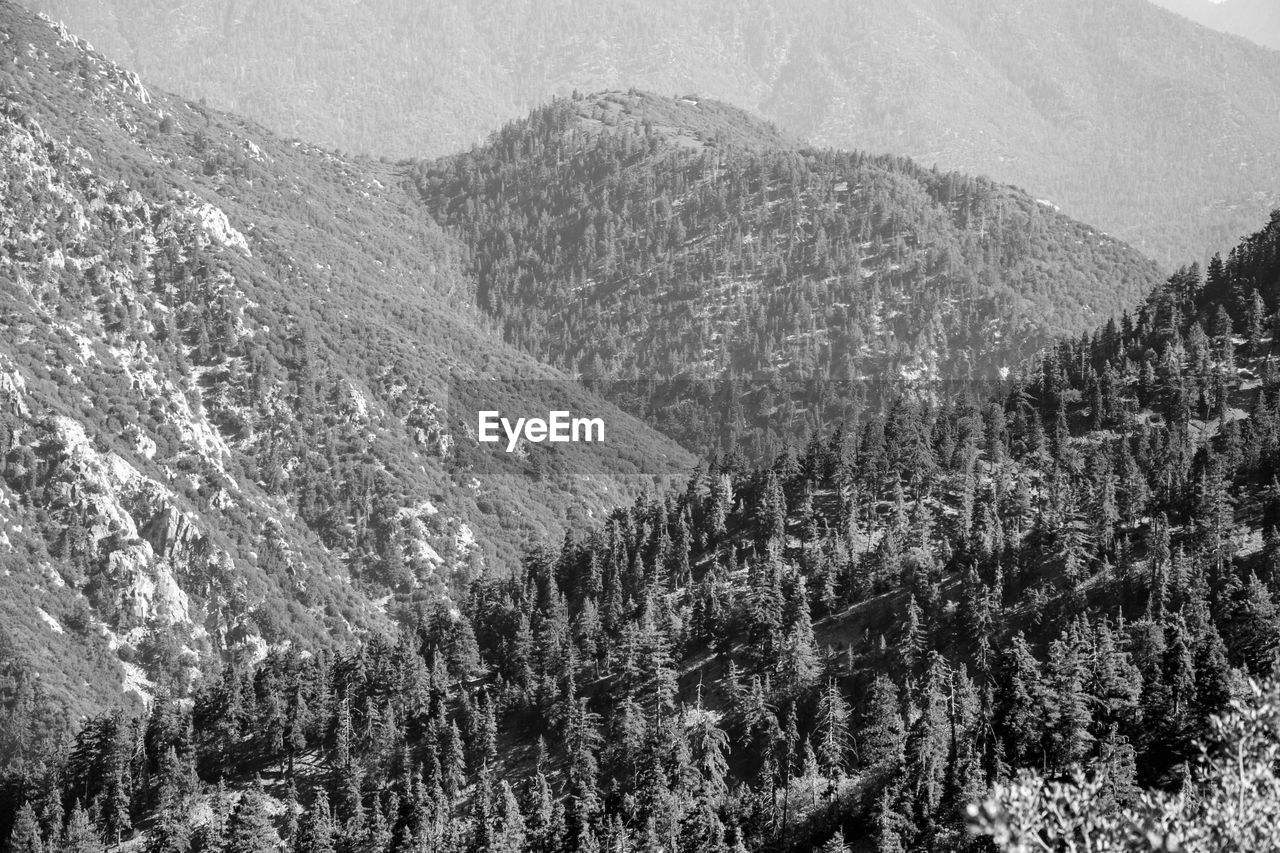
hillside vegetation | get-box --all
[416,91,1164,457]
[4,4,1280,852]
[4,204,1279,850]
[0,2,690,729]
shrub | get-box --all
[969,676,1280,852]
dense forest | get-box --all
[415,91,1163,458]
[7,2,1280,851]
[5,195,1279,849]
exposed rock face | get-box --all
[0,357,29,418]
[104,544,191,627]
[0,44,322,700]
[0,2,692,717]
[41,417,198,629]
[140,505,199,563]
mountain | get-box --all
[20,0,1280,266]
[5,202,1278,849]
[1149,0,1280,49]
[414,90,1165,457]
[7,4,1280,851]
[0,1,692,726]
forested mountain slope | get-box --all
[20,0,1280,265]
[6,4,1280,851]
[5,202,1279,850]
[0,2,690,730]
[416,91,1164,457]
[1149,0,1280,49]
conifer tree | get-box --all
[688,692,731,804]
[494,781,527,853]
[874,787,908,853]
[907,656,952,818]
[293,797,335,853]
[152,747,189,853]
[1246,289,1268,356]
[1226,573,1280,673]
[898,595,927,676]
[62,802,103,853]
[225,786,278,853]
[860,675,905,769]
[1046,638,1094,770]
[1001,635,1045,768]
[815,680,852,781]
[820,829,850,853]
[778,576,820,694]
[5,803,43,853]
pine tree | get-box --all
[472,764,497,853]
[524,771,563,853]
[151,747,189,853]
[1093,727,1141,809]
[474,691,499,771]
[906,656,951,817]
[1195,625,1235,720]
[1192,448,1236,578]
[860,675,905,769]
[1246,289,1268,356]
[819,829,850,853]
[946,666,987,827]
[815,680,852,780]
[758,470,788,547]
[709,473,732,539]
[1090,622,1142,733]
[1046,637,1094,770]
[747,554,785,669]
[362,797,392,853]
[1226,573,1280,674]
[62,802,103,853]
[874,786,908,853]
[685,801,728,853]
[898,595,927,676]
[494,781,527,853]
[281,781,299,848]
[1117,441,1150,527]
[1001,634,1045,768]
[5,802,44,853]
[293,796,335,853]
[778,576,821,694]
[225,786,278,853]
[440,719,467,800]
[688,692,731,804]
[636,604,679,717]
[35,777,62,850]
[104,765,132,845]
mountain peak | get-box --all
[23,0,1280,264]
[565,90,800,152]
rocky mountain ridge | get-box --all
[18,0,1280,267]
[0,2,692,721]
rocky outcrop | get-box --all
[140,505,199,564]
[41,417,199,631]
